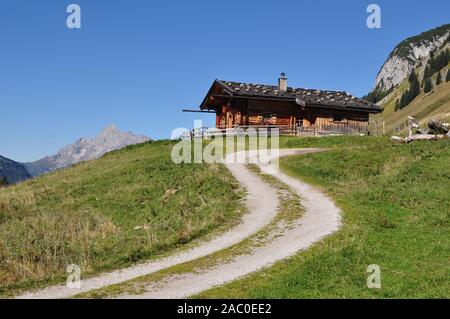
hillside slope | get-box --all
[367,23,450,134]
[373,24,449,94]
[372,77,450,133]
[0,140,241,296]
[0,156,31,184]
[197,136,450,298]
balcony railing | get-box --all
[182,124,367,139]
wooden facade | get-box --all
[194,77,382,136]
[215,100,370,134]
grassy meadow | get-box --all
[1,135,448,298]
[197,136,450,298]
[0,140,242,296]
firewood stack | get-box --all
[428,120,450,135]
[391,118,450,143]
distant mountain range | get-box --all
[0,156,31,185]
[0,125,150,184]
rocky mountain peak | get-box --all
[373,24,450,93]
[100,124,120,136]
[24,125,151,177]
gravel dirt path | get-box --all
[115,149,341,298]
[17,149,341,299]
[17,150,280,299]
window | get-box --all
[333,114,348,124]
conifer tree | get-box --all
[408,71,420,97]
[423,66,431,86]
[398,71,421,109]
[424,78,433,93]
[436,72,442,85]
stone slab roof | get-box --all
[211,80,383,113]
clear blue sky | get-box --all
[1,0,449,161]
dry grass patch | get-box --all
[0,141,242,297]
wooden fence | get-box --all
[182,124,368,139]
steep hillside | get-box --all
[371,24,450,96]
[373,78,450,133]
[367,24,450,134]
[0,156,31,184]
[0,140,241,296]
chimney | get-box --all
[278,73,287,92]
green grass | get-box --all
[74,163,305,299]
[2,135,448,298]
[196,136,450,298]
[0,140,242,297]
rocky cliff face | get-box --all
[25,125,151,177]
[374,24,450,92]
[0,155,31,184]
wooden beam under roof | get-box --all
[182,109,216,113]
